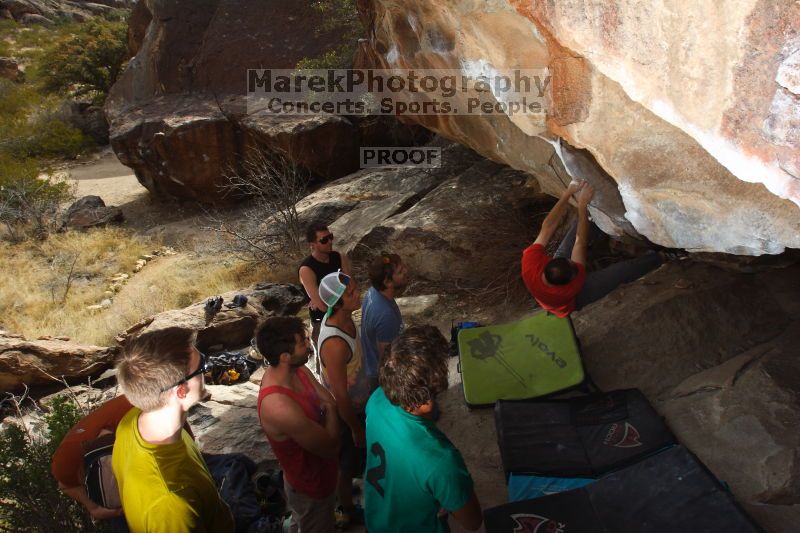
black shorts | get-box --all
[338,412,366,478]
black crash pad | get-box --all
[484,445,762,533]
[495,389,676,477]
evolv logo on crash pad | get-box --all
[510,513,567,533]
[603,422,643,448]
[525,334,567,368]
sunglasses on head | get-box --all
[318,234,334,244]
[160,351,212,393]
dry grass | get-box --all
[96,254,274,344]
[0,227,149,340]
[0,227,294,346]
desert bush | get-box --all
[0,21,17,56]
[204,150,309,269]
[0,394,100,531]
[3,21,79,67]
[37,18,128,104]
[0,78,38,118]
[6,114,93,160]
[0,154,75,241]
[296,0,362,69]
[0,79,94,161]
[0,39,11,61]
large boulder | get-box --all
[125,0,150,55]
[105,0,425,202]
[60,100,109,145]
[0,0,131,22]
[19,12,53,24]
[0,330,118,392]
[354,159,550,285]
[116,283,307,351]
[76,2,113,16]
[659,324,800,526]
[39,383,119,411]
[295,141,481,250]
[571,262,792,398]
[295,140,554,286]
[354,0,800,255]
[0,0,56,20]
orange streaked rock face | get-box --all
[357,0,800,255]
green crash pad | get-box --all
[457,312,585,406]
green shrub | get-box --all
[3,20,66,59]
[0,154,75,241]
[0,20,18,46]
[0,395,100,531]
[0,79,38,122]
[296,48,356,70]
[24,115,94,159]
[0,26,11,56]
[43,396,82,448]
[0,79,94,162]
[37,18,128,104]
[296,0,362,69]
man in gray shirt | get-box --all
[360,253,409,386]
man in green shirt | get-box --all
[364,325,482,532]
[112,327,234,533]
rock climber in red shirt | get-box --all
[522,180,674,317]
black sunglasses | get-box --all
[318,234,334,244]
[160,351,212,393]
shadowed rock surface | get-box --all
[572,261,800,530]
[104,0,425,202]
[298,141,553,286]
[355,0,800,255]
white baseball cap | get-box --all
[319,271,351,317]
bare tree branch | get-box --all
[203,149,308,267]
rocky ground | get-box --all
[4,144,800,532]
[0,0,132,25]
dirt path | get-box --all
[68,150,133,181]
[56,150,220,243]
[64,150,149,207]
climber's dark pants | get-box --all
[554,219,663,310]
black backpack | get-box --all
[82,432,121,509]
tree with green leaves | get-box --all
[297,0,363,69]
[38,19,129,104]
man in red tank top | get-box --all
[255,316,340,532]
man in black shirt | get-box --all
[299,220,351,372]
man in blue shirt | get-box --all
[360,253,408,385]
[364,325,482,533]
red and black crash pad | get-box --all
[495,389,676,478]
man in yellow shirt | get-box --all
[112,327,234,532]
